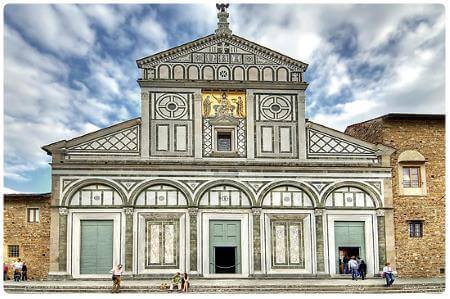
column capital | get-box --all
[188,207,199,216]
[58,207,68,216]
[252,208,262,216]
[314,208,325,216]
[124,207,134,215]
[376,209,385,216]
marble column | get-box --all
[124,207,134,272]
[252,208,262,272]
[377,210,387,271]
[314,209,325,273]
[188,208,198,272]
[58,208,68,272]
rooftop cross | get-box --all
[215,3,232,35]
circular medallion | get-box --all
[260,96,292,121]
[155,94,188,119]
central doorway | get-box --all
[209,220,241,274]
[334,221,365,274]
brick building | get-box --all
[345,113,445,277]
[3,193,51,280]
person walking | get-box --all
[110,264,124,293]
[383,262,395,287]
[3,263,8,281]
[21,262,28,281]
[348,256,359,281]
[181,272,190,292]
[12,258,23,282]
[358,260,367,280]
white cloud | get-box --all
[6,4,95,56]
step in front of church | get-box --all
[3,278,445,294]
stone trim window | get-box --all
[409,220,423,238]
[145,220,179,268]
[8,245,20,258]
[398,150,427,196]
[402,167,421,188]
[271,220,304,269]
[27,208,40,223]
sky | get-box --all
[2,3,446,193]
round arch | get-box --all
[62,178,127,207]
[129,179,193,206]
[194,179,256,207]
[257,180,319,208]
[321,181,382,208]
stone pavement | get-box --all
[2,277,446,293]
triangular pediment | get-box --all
[137,34,308,72]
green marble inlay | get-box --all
[59,214,68,271]
[377,216,386,271]
[253,214,261,271]
[125,214,133,271]
[315,215,325,272]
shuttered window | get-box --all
[27,208,40,223]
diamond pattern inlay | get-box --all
[202,119,212,156]
[71,126,139,152]
[308,129,374,155]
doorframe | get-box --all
[201,212,250,277]
[326,212,378,277]
[69,210,124,278]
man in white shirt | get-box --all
[348,256,359,280]
[383,262,395,287]
[12,258,23,282]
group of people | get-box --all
[3,258,28,282]
[346,256,367,280]
[169,272,190,292]
[109,264,190,293]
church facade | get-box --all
[43,7,396,279]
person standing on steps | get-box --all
[382,262,395,287]
[12,258,23,282]
[348,256,359,281]
[358,260,367,280]
[3,263,9,281]
[21,262,28,281]
[110,264,124,293]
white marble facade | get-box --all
[43,7,395,279]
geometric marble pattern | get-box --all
[308,129,374,155]
[325,186,376,208]
[70,126,139,152]
[202,119,213,156]
[237,119,246,157]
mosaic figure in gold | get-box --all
[202,91,246,118]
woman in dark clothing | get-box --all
[21,262,28,281]
[358,260,367,280]
[181,272,189,292]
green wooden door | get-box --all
[80,220,114,274]
[209,220,241,273]
[334,221,365,273]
